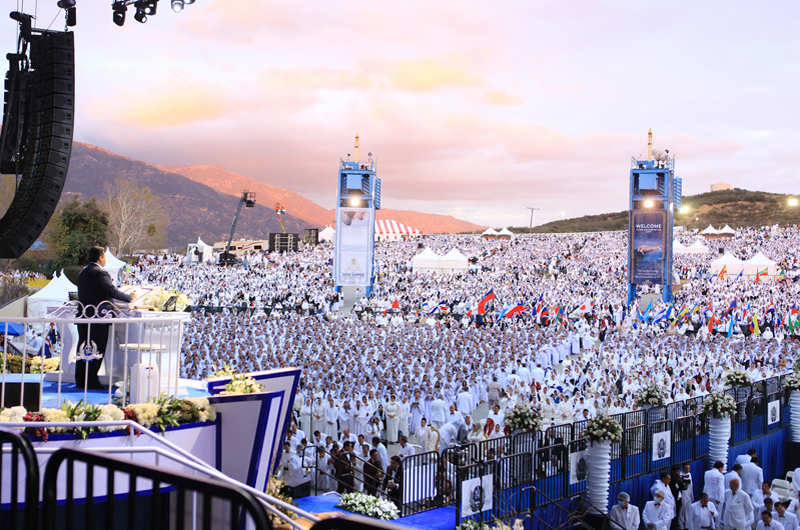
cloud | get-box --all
[480,91,524,106]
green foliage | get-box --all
[51,197,109,269]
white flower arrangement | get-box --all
[456,521,489,530]
[0,406,26,424]
[582,415,623,444]
[220,374,263,395]
[635,381,666,408]
[722,369,751,388]
[504,400,543,433]
[129,402,159,428]
[701,392,736,419]
[785,372,800,392]
[139,287,191,312]
[338,492,400,521]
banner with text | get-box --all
[630,211,667,285]
[334,207,375,287]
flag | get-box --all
[708,314,715,333]
[787,305,797,334]
[505,303,526,319]
[756,268,768,282]
[672,304,688,325]
[703,301,713,317]
[533,294,543,316]
[652,306,670,325]
[752,315,760,336]
[779,268,787,282]
[477,289,495,315]
[717,265,727,280]
[391,300,399,309]
[734,270,743,281]
[727,315,735,337]
[643,300,653,322]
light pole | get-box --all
[526,207,540,233]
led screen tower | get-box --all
[627,129,682,305]
[334,134,381,295]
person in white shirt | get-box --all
[753,483,781,513]
[610,492,641,530]
[704,461,726,526]
[397,436,416,460]
[726,464,744,490]
[650,472,676,522]
[755,509,785,530]
[774,502,799,530]
[689,493,718,530]
[644,491,673,530]
[741,458,765,498]
[723,478,754,530]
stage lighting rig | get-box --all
[111,0,194,26]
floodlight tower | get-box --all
[627,129,682,305]
[333,134,380,295]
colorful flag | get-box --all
[477,289,495,315]
[756,268,768,282]
[752,315,760,336]
[717,266,727,280]
[723,299,737,318]
[779,268,787,282]
[727,315,735,337]
[734,270,743,281]
[708,314,715,333]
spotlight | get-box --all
[112,2,127,26]
[134,8,147,23]
[184,0,195,3]
[171,0,184,12]
[350,198,362,207]
[790,198,799,207]
[679,206,689,214]
[644,200,654,208]
[57,0,76,8]
[144,0,158,15]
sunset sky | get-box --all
[5,1,799,227]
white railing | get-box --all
[0,419,321,529]
[1,304,189,408]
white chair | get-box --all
[787,470,795,482]
[773,478,792,491]
[772,486,792,503]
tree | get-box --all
[50,196,109,269]
[103,179,168,256]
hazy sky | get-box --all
[5,1,799,227]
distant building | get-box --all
[710,183,731,192]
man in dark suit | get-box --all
[383,455,403,508]
[76,246,135,389]
[364,449,383,495]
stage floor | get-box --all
[0,374,211,408]
[295,493,457,530]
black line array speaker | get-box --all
[0,29,74,258]
[303,228,319,246]
[269,233,298,253]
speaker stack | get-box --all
[0,25,74,258]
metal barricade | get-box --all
[0,427,40,530]
[42,448,272,530]
[400,450,442,516]
[650,419,673,472]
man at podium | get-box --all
[76,246,135,389]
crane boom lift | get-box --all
[220,191,256,264]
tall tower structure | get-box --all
[333,134,381,295]
[627,129,682,305]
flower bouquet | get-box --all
[504,399,543,433]
[785,372,800,392]
[338,492,399,521]
[582,414,622,444]
[635,381,666,408]
[722,369,751,388]
[220,373,263,395]
[701,392,736,418]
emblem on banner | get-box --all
[469,484,484,514]
[657,437,667,459]
[771,406,778,423]
[576,457,588,481]
[76,341,102,361]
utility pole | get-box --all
[526,207,540,233]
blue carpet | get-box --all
[295,494,458,530]
[0,375,210,408]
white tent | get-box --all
[186,237,214,263]
[58,269,78,292]
[710,251,744,276]
[481,227,498,239]
[742,251,778,277]
[672,239,687,254]
[411,248,441,273]
[375,219,421,241]
[497,228,513,240]
[103,248,127,284]
[439,249,469,273]
[686,240,710,254]
[27,275,70,320]
[319,225,335,243]
[701,225,719,238]
[718,224,736,237]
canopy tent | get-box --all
[27,274,70,320]
[411,248,441,273]
[701,225,719,238]
[375,219,420,241]
[497,228,513,240]
[58,269,77,292]
[319,225,335,243]
[718,224,736,237]
[742,251,779,277]
[103,248,127,284]
[481,227,498,239]
[0,321,24,336]
[672,239,687,253]
[439,248,470,273]
[186,237,214,263]
[686,240,710,254]
[710,251,744,276]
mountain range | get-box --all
[64,142,484,248]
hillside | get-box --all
[162,164,485,234]
[66,143,310,247]
[512,188,800,233]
